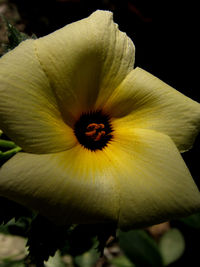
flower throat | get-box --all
[74,111,113,151]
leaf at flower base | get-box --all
[179,212,200,229]
[119,229,163,267]
[158,228,185,266]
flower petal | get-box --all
[0,127,199,228]
[104,67,200,152]
[108,127,200,229]
[0,40,77,153]
[0,146,119,225]
[35,10,135,125]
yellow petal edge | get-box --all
[104,67,200,153]
[0,128,199,229]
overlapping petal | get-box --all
[0,127,199,228]
[0,145,119,225]
[0,40,77,153]
[104,67,200,152]
[35,10,135,125]
[107,127,200,229]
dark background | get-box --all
[9,0,199,98]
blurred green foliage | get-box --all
[158,229,185,266]
[0,16,36,54]
[119,229,163,267]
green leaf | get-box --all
[179,212,200,229]
[119,229,163,267]
[158,228,185,266]
[109,255,135,267]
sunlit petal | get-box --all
[0,146,119,225]
[104,67,200,152]
[0,127,199,228]
[35,10,135,125]
[0,40,77,153]
[106,127,200,229]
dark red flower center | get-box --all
[74,110,113,151]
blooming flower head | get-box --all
[0,10,200,230]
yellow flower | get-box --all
[0,10,200,230]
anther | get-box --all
[74,110,113,151]
[85,123,106,141]
[93,130,106,141]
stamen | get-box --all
[85,123,106,141]
[73,110,113,151]
[94,131,106,141]
[86,123,99,130]
[85,130,97,137]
